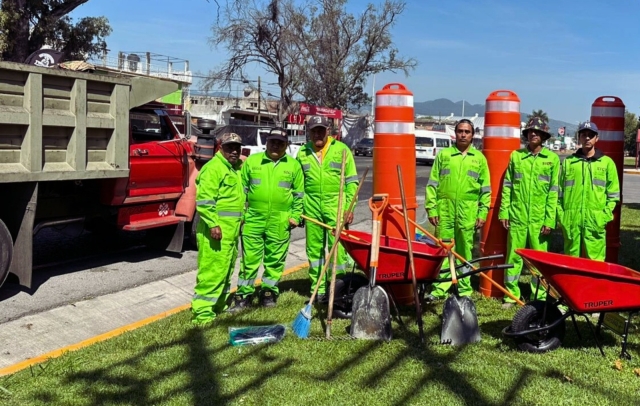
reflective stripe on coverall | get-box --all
[297,137,359,295]
[425,145,491,298]
[558,149,620,261]
[498,147,560,302]
[191,152,244,324]
[237,152,304,296]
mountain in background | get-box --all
[414,98,577,135]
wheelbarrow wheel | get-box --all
[332,273,369,319]
[511,300,565,353]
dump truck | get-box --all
[0,61,203,289]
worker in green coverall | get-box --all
[498,117,560,308]
[191,133,245,325]
[558,121,620,261]
[296,115,359,301]
[228,128,304,310]
[425,119,491,301]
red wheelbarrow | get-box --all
[338,230,511,311]
[503,248,640,359]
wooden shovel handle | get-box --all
[448,250,458,285]
[368,194,388,268]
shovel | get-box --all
[441,250,481,345]
[397,165,425,343]
[350,194,392,341]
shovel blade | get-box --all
[441,295,480,346]
[350,286,392,341]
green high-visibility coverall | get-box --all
[296,137,359,295]
[499,147,560,302]
[191,152,244,325]
[558,149,620,261]
[237,152,304,297]
[425,145,491,298]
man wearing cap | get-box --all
[228,128,304,310]
[558,121,620,261]
[498,117,561,308]
[191,132,245,325]
[425,119,491,301]
[297,115,359,300]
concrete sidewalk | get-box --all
[0,219,375,373]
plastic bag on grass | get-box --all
[228,324,286,346]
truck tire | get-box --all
[511,300,565,353]
[189,212,200,249]
[0,220,13,288]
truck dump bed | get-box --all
[0,61,178,183]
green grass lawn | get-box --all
[3,206,640,405]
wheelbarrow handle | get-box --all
[300,215,369,243]
[445,263,515,281]
[388,205,525,307]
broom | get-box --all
[292,166,369,338]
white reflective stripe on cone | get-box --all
[597,130,625,141]
[376,94,414,107]
[375,122,415,134]
[591,106,625,117]
[486,100,520,112]
[483,126,521,138]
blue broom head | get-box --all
[292,304,312,338]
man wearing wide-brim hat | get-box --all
[498,117,561,308]
[557,121,620,262]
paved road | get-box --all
[2,156,639,323]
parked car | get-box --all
[353,138,374,156]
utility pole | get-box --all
[257,76,261,125]
[462,99,465,117]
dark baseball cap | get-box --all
[267,127,288,142]
[577,121,599,135]
[307,115,330,129]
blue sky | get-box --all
[71,0,640,124]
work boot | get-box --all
[227,295,250,313]
[260,290,277,308]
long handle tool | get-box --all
[397,165,425,343]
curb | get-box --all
[0,262,308,377]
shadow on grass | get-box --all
[26,319,294,406]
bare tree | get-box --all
[203,0,416,119]
[291,0,416,111]
[202,0,302,121]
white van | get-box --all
[415,130,452,165]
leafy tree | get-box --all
[527,109,549,123]
[202,0,416,120]
[0,0,111,63]
[624,109,638,156]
